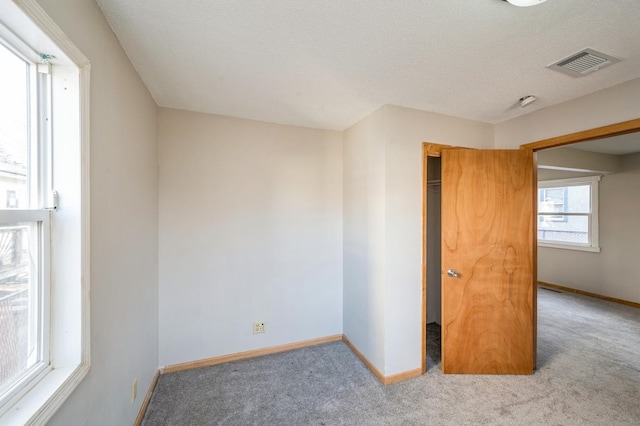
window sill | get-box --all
[538,242,601,253]
[0,363,89,425]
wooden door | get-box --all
[441,149,536,374]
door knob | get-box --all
[447,269,459,278]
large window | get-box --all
[538,176,600,252]
[0,1,90,424]
[0,34,53,410]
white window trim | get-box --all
[538,175,600,253]
[0,0,90,424]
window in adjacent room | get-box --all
[538,176,600,252]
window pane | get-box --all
[0,43,29,209]
[538,184,590,214]
[0,224,40,395]
[538,213,589,244]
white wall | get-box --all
[36,0,160,425]
[158,108,343,366]
[538,153,640,304]
[343,105,494,376]
[342,107,387,373]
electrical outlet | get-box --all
[132,378,137,403]
[253,321,266,334]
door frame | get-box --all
[519,118,640,151]
[421,143,453,373]
[420,117,640,375]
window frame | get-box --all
[537,175,601,252]
[0,14,53,408]
[0,0,90,424]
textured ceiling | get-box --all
[95,0,640,130]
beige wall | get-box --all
[36,0,160,425]
[539,153,640,303]
[158,108,343,367]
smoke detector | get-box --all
[519,95,537,107]
[503,0,547,6]
[548,48,621,77]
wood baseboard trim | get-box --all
[538,282,640,309]
[160,334,344,374]
[341,335,422,385]
[384,368,423,384]
[341,335,385,383]
[134,369,160,426]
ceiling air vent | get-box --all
[547,48,621,77]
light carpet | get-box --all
[142,288,640,425]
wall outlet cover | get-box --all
[253,321,266,334]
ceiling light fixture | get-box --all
[519,95,537,107]
[503,0,548,7]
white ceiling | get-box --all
[95,0,640,131]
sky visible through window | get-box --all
[0,43,28,129]
[0,43,29,208]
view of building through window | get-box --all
[538,183,591,245]
[0,42,39,396]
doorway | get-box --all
[420,118,640,375]
[523,117,640,367]
[425,156,442,370]
[421,143,450,373]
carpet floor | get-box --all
[142,288,640,425]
